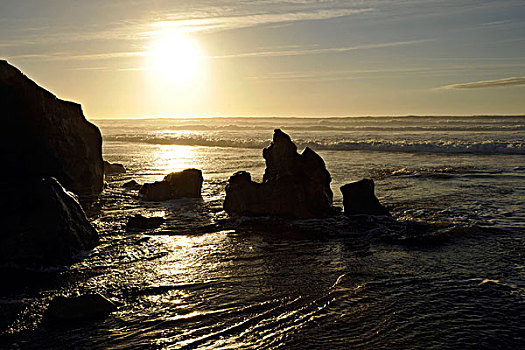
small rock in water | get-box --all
[139,168,203,201]
[104,160,126,175]
[340,178,390,216]
[126,214,165,230]
[44,293,117,323]
[224,129,335,218]
[122,179,142,189]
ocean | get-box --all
[2,116,524,349]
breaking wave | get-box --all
[101,123,525,133]
[104,134,525,155]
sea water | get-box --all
[100,116,525,227]
[1,116,524,349]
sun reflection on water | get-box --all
[153,144,196,175]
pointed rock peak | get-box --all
[265,129,297,155]
[301,146,325,165]
[273,128,293,144]
[263,129,300,182]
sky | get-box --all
[1,0,525,118]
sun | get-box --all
[149,33,204,85]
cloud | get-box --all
[7,51,147,62]
[211,40,427,59]
[65,66,149,72]
[66,66,109,71]
[440,77,525,89]
[482,20,512,26]
[151,7,373,34]
[247,67,433,82]
[2,5,375,57]
[8,38,425,64]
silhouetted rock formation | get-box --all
[126,214,165,230]
[224,129,334,218]
[104,160,126,175]
[340,179,390,216]
[0,177,99,265]
[122,179,142,189]
[0,60,103,195]
[139,169,203,201]
[44,293,117,323]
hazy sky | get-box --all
[1,0,525,118]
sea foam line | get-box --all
[104,135,525,155]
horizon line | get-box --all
[88,114,525,121]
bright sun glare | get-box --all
[150,33,204,85]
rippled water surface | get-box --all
[1,116,524,349]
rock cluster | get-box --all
[0,60,104,195]
[139,168,203,201]
[224,129,334,218]
[341,179,390,216]
[0,177,99,265]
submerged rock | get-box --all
[122,179,142,189]
[139,169,203,201]
[340,178,389,216]
[0,177,99,265]
[0,60,104,195]
[126,214,165,230]
[224,129,335,218]
[104,160,126,175]
[44,293,117,323]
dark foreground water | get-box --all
[1,116,524,349]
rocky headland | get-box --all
[0,60,104,195]
[0,60,102,265]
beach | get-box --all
[2,116,524,348]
